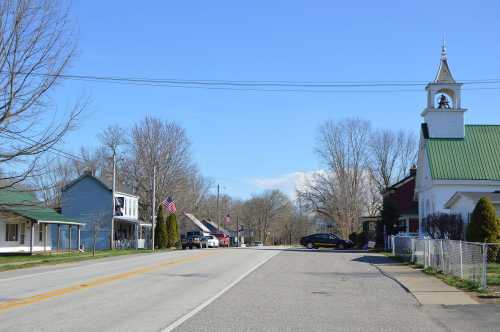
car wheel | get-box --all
[306,242,314,249]
[338,243,345,250]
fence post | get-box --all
[440,240,444,272]
[481,244,488,289]
[428,239,432,268]
[411,238,415,263]
[459,240,464,279]
[424,239,428,269]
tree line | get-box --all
[297,118,418,239]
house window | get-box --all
[5,224,19,242]
[39,225,43,241]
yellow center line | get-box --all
[0,252,215,313]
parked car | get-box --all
[213,233,230,247]
[201,235,219,248]
[300,233,353,250]
[182,231,203,249]
[253,241,264,247]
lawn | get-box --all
[0,249,154,272]
[487,263,500,286]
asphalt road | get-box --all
[0,248,498,332]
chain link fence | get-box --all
[391,235,494,289]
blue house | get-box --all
[61,171,151,250]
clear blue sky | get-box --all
[56,0,500,199]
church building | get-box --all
[415,45,500,235]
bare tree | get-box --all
[0,0,84,188]
[30,157,75,208]
[314,118,370,238]
[127,116,194,222]
[368,129,417,193]
[238,190,292,244]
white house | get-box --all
[415,45,500,234]
[444,192,500,223]
[0,188,83,254]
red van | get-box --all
[213,233,230,247]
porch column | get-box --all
[57,224,61,253]
[29,221,34,255]
[68,225,72,253]
[135,224,139,250]
[77,225,81,251]
[43,223,47,252]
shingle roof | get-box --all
[426,125,500,180]
[62,172,135,196]
[0,189,83,224]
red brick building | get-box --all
[384,167,419,234]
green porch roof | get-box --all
[426,125,500,181]
[0,189,83,225]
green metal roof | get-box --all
[426,125,500,180]
[0,189,83,225]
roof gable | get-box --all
[425,125,500,181]
[62,173,136,196]
[63,173,111,193]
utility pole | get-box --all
[111,150,116,249]
[151,164,156,251]
[216,184,220,232]
[236,215,239,247]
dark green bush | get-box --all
[166,213,178,248]
[154,205,168,249]
[467,197,499,262]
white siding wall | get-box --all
[0,219,52,253]
[115,193,138,218]
[418,184,500,234]
[449,197,500,224]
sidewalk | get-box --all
[373,259,478,305]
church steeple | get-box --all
[421,45,466,139]
[434,42,456,83]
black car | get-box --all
[300,233,353,249]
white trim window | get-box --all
[5,223,19,242]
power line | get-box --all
[0,130,85,162]
[12,72,500,92]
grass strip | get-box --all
[0,249,158,272]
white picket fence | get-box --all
[390,235,489,288]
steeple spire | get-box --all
[441,36,447,60]
[435,41,455,83]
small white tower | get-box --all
[421,44,466,138]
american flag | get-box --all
[224,214,231,224]
[162,196,177,214]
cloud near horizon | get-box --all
[250,170,323,199]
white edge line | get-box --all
[161,249,280,332]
